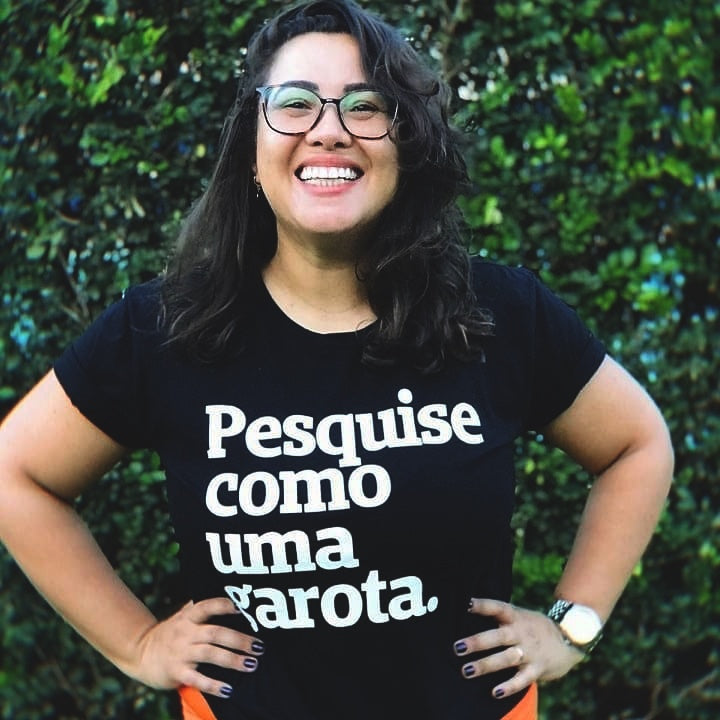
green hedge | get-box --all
[1,1,718,718]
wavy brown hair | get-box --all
[160,0,492,372]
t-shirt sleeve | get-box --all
[471,259,606,431]
[524,269,606,429]
[53,283,161,448]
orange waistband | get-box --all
[501,683,538,720]
[179,686,217,720]
[179,682,538,720]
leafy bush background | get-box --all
[1,1,718,718]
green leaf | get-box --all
[46,16,72,57]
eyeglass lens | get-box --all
[261,85,394,139]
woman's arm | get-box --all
[453,355,674,698]
[0,371,264,699]
[543,354,674,617]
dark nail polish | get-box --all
[468,599,474,609]
[462,664,476,678]
[244,656,258,669]
[251,640,265,654]
[220,685,233,698]
[454,641,467,655]
[494,688,505,698]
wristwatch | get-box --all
[547,599,604,654]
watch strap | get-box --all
[547,598,573,624]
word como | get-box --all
[206,464,391,518]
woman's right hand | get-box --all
[0,376,262,702]
[127,597,265,699]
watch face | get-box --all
[561,605,603,644]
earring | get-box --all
[253,175,262,199]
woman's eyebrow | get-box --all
[276,80,374,93]
[343,82,374,92]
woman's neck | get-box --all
[262,243,375,334]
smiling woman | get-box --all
[161,0,488,359]
[0,1,673,720]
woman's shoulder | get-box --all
[119,276,163,307]
[106,276,164,333]
[469,256,539,305]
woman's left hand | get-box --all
[453,598,585,700]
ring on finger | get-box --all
[514,646,525,664]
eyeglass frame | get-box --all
[255,84,399,140]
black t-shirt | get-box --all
[54,259,606,720]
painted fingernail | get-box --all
[462,664,476,677]
[454,641,468,655]
[251,640,265,654]
[220,685,233,698]
[468,599,474,610]
[244,657,258,669]
[494,688,505,698]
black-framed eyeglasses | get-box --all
[256,84,398,140]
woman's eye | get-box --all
[269,88,317,111]
[349,102,378,112]
[279,97,313,110]
[344,92,387,114]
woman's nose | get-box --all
[304,103,352,147]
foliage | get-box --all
[1,0,718,718]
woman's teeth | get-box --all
[298,166,360,183]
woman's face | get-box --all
[254,32,400,255]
